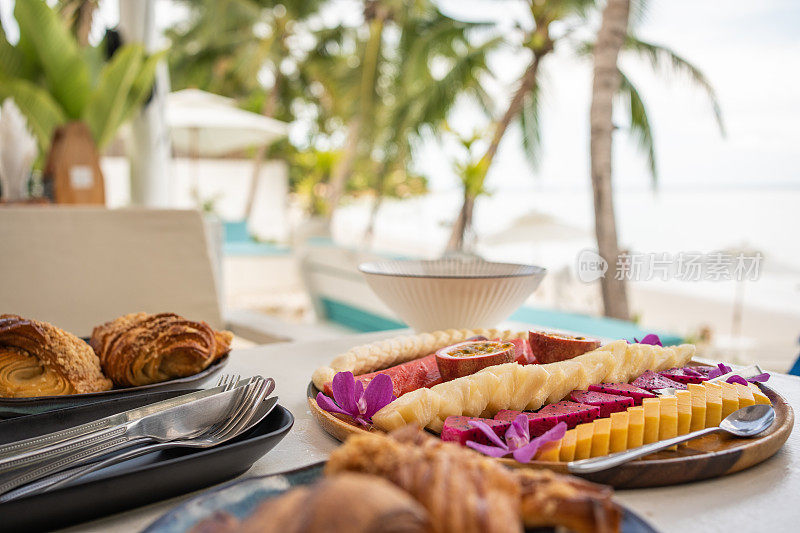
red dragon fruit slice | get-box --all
[632,370,687,391]
[441,416,511,445]
[509,337,536,364]
[496,402,600,436]
[659,367,709,384]
[588,383,656,405]
[570,390,634,418]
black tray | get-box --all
[0,355,229,419]
[0,389,293,532]
[145,462,658,533]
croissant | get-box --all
[190,474,430,533]
[90,312,233,387]
[327,426,622,533]
[0,314,112,397]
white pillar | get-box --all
[118,0,171,207]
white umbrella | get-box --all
[167,89,288,157]
[483,211,588,245]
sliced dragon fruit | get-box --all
[660,367,709,385]
[509,337,536,364]
[570,390,634,418]
[496,401,600,436]
[632,370,687,391]
[588,382,656,405]
[441,416,511,445]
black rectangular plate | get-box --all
[0,355,229,419]
[0,389,293,532]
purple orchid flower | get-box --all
[706,363,770,385]
[629,334,663,346]
[465,415,567,463]
[316,371,395,427]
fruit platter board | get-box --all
[308,328,793,488]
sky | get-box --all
[422,0,800,193]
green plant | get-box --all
[0,0,163,154]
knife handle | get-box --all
[0,425,127,473]
[0,418,115,460]
[0,433,146,496]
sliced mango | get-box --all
[535,439,561,461]
[687,383,707,432]
[749,383,771,405]
[734,383,755,408]
[658,396,678,450]
[719,382,741,419]
[702,382,723,427]
[574,422,594,460]
[559,429,577,462]
[626,405,645,448]
[590,417,612,457]
[675,390,693,441]
[642,398,661,444]
[609,411,629,453]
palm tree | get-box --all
[590,0,631,319]
[0,0,161,154]
[324,0,500,221]
[444,0,723,319]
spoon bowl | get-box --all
[720,404,775,437]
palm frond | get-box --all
[618,69,657,186]
[14,0,90,119]
[0,75,67,153]
[82,45,144,148]
[625,36,725,136]
[519,76,543,171]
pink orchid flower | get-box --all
[465,415,567,463]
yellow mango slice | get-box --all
[687,383,707,432]
[734,383,755,407]
[675,390,693,440]
[559,429,577,462]
[609,411,629,453]
[749,383,771,405]
[535,439,561,461]
[642,398,661,444]
[574,422,594,460]
[658,396,679,450]
[702,382,723,427]
[626,406,645,448]
[590,417,612,457]
[719,382,741,419]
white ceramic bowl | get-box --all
[359,259,546,332]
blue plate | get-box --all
[145,462,659,533]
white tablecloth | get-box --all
[60,331,800,533]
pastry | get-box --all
[372,341,695,432]
[326,425,621,533]
[0,314,112,397]
[90,312,232,387]
[190,474,430,533]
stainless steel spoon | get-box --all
[568,404,775,474]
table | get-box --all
[62,331,800,533]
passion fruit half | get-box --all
[435,340,515,381]
[528,331,601,364]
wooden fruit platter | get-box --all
[308,380,792,488]
[308,329,794,488]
